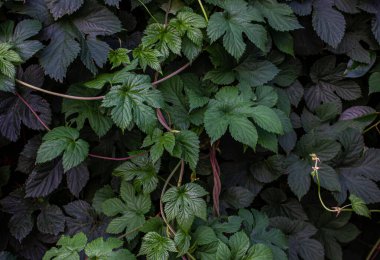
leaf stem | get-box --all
[16,63,191,101]
[164,0,172,27]
[137,0,159,24]
[197,0,208,22]
[15,91,146,162]
[15,79,105,100]
[363,120,380,134]
[177,160,185,187]
[160,160,182,236]
[367,238,380,260]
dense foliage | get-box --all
[0,0,380,259]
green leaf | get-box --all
[62,86,112,137]
[142,23,181,58]
[36,127,89,172]
[85,237,135,260]
[43,232,87,260]
[113,155,159,194]
[253,0,302,32]
[251,105,283,134]
[272,31,294,56]
[172,130,200,170]
[142,128,175,163]
[194,226,218,246]
[101,73,163,132]
[139,232,177,260]
[349,194,370,218]
[369,72,380,95]
[174,229,191,256]
[170,11,206,46]
[133,45,161,72]
[108,48,130,69]
[207,0,268,59]
[216,242,231,260]
[103,182,151,239]
[204,87,258,148]
[235,56,279,86]
[229,231,250,259]
[162,183,208,228]
[245,244,273,260]
[0,43,22,79]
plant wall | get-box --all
[0,0,380,259]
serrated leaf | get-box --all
[0,90,51,142]
[204,87,258,148]
[286,156,311,200]
[46,0,84,19]
[349,194,370,218]
[172,130,200,170]
[36,127,89,172]
[235,56,279,86]
[253,0,302,31]
[142,128,175,163]
[162,183,208,228]
[37,205,65,235]
[312,4,346,48]
[139,232,177,260]
[43,232,87,260]
[251,105,283,134]
[102,73,163,132]
[369,72,380,94]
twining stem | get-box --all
[137,0,159,23]
[16,62,190,101]
[160,160,182,236]
[15,79,105,100]
[164,0,172,26]
[363,120,380,134]
[177,160,185,187]
[197,0,209,22]
[15,91,146,162]
[367,238,380,260]
[311,154,380,215]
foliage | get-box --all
[0,0,380,259]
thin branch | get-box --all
[16,91,146,162]
[16,62,191,101]
[164,0,172,27]
[15,79,105,101]
[87,152,146,161]
[153,62,190,85]
[177,160,185,187]
[160,160,182,237]
[197,0,209,22]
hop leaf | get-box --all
[36,127,89,172]
[85,237,136,260]
[349,194,370,218]
[162,183,208,228]
[108,48,131,69]
[101,73,163,133]
[142,128,175,163]
[139,232,177,260]
[43,232,87,260]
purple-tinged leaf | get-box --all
[66,163,90,197]
[37,205,65,235]
[286,156,311,200]
[46,0,84,20]
[25,160,64,198]
[9,214,33,242]
[17,135,41,174]
[339,106,376,120]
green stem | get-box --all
[366,238,380,260]
[160,160,182,236]
[363,120,380,134]
[197,0,209,22]
[314,170,337,213]
[137,0,159,24]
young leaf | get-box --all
[108,48,131,69]
[162,183,208,228]
[207,0,268,59]
[349,194,370,218]
[204,87,258,148]
[113,154,159,194]
[85,237,136,260]
[139,232,177,260]
[43,232,87,260]
[172,130,200,170]
[101,73,163,132]
[142,128,175,163]
[36,127,89,172]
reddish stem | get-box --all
[16,62,190,101]
[15,92,145,162]
[210,143,221,216]
[15,92,51,131]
